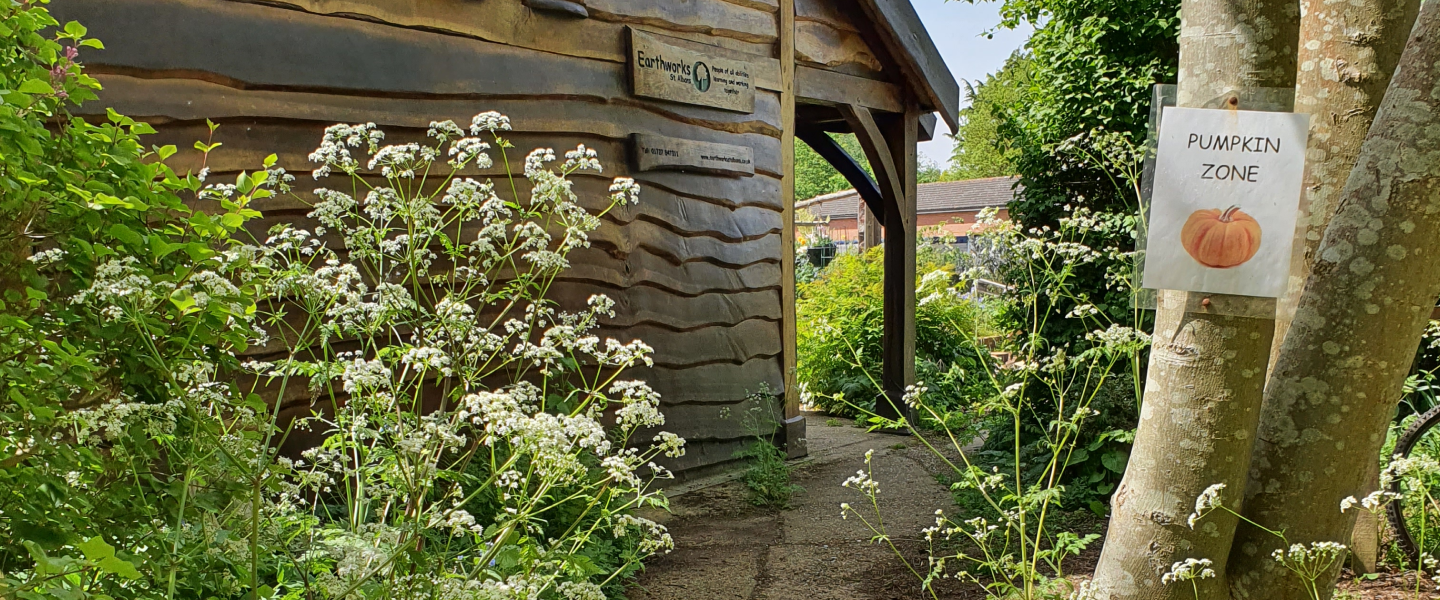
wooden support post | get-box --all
[880,105,917,422]
[779,0,805,458]
[840,102,916,422]
[860,205,882,252]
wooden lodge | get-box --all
[56,0,959,477]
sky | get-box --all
[909,1,1031,167]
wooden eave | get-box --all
[853,0,960,131]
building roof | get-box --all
[797,176,1019,219]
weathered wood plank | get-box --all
[213,0,782,85]
[586,0,777,44]
[246,174,782,242]
[716,0,779,14]
[795,20,883,73]
[797,65,903,112]
[660,438,764,478]
[599,319,780,367]
[56,0,784,108]
[267,206,782,269]
[629,357,784,404]
[555,248,782,296]
[643,394,783,441]
[794,0,859,32]
[131,121,786,191]
[547,284,782,330]
[89,74,782,138]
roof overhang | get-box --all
[854,0,961,132]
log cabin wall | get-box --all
[52,0,815,477]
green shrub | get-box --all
[796,247,996,418]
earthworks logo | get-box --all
[693,62,711,92]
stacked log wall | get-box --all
[54,0,791,476]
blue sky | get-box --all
[910,1,1031,167]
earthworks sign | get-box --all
[632,134,754,176]
[1141,107,1310,298]
[628,28,755,113]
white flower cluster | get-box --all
[232,112,690,598]
[1270,541,1348,581]
[1161,558,1216,585]
[1340,489,1402,514]
[27,247,64,266]
[1188,483,1226,529]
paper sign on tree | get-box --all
[1142,107,1310,298]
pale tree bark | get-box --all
[1228,5,1440,600]
[1271,0,1421,360]
[1088,0,1299,598]
[1249,0,1419,590]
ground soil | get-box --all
[627,414,1435,599]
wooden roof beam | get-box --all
[797,126,885,221]
[852,0,960,132]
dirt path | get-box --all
[628,415,963,600]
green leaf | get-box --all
[150,236,182,258]
[63,21,87,38]
[18,79,53,95]
[169,288,197,314]
[97,555,140,580]
[156,144,177,160]
[1101,450,1128,474]
[219,212,245,229]
[108,223,143,247]
[77,537,115,561]
[79,39,104,49]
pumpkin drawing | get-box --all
[1180,205,1262,268]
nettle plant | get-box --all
[827,207,1150,600]
[4,108,680,600]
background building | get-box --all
[798,176,1016,248]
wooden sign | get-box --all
[1141,107,1310,297]
[628,28,755,113]
[632,134,755,176]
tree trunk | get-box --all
[1228,5,1440,600]
[1270,0,1421,361]
[1088,1,1299,598]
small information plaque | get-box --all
[632,134,755,176]
[629,28,755,113]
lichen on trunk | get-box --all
[1230,4,1440,599]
